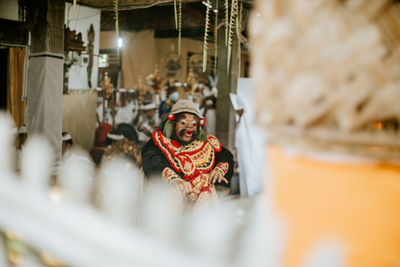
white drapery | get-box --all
[233,78,266,196]
[26,53,64,161]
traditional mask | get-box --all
[174,113,199,144]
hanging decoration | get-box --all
[178,0,182,56]
[73,0,77,17]
[174,0,178,29]
[213,0,219,76]
[227,0,238,73]
[224,0,229,46]
[114,0,119,57]
[236,2,242,77]
[202,0,211,72]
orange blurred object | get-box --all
[267,146,400,267]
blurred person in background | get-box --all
[192,92,203,111]
[202,96,217,136]
[17,125,27,150]
[136,103,159,145]
[115,93,134,125]
[62,132,73,160]
[159,85,179,119]
[103,125,141,165]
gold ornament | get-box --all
[186,68,196,94]
[101,72,114,99]
[154,64,162,94]
[137,75,146,101]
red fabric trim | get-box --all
[207,135,222,152]
[216,162,229,176]
[158,132,208,156]
[200,186,210,193]
[171,140,180,148]
[162,167,180,182]
[152,131,182,174]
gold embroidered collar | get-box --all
[152,130,221,178]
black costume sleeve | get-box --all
[214,146,234,183]
[141,139,172,179]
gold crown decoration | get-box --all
[104,139,142,166]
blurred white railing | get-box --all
[0,113,284,267]
[0,112,348,267]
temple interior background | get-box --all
[0,0,400,266]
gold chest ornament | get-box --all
[153,130,221,178]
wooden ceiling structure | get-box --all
[72,0,201,10]
[69,0,251,41]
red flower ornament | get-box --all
[167,114,175,121]
[200,118,206,126]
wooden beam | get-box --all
[101,2,207,31]
[215,0,238,151]
[0,19,29,47]
[73,0,200,10]
[30,0,64,54]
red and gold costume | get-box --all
[142,130,233,208]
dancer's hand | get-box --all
[209,169,229,184]
[175,180,200,194]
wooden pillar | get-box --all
[216,3,239,152]
[26,0,65,161]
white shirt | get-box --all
[115,104,134,125]
[96,104,113,126]
[136,115,159,143]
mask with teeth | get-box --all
[173,113,199,145]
